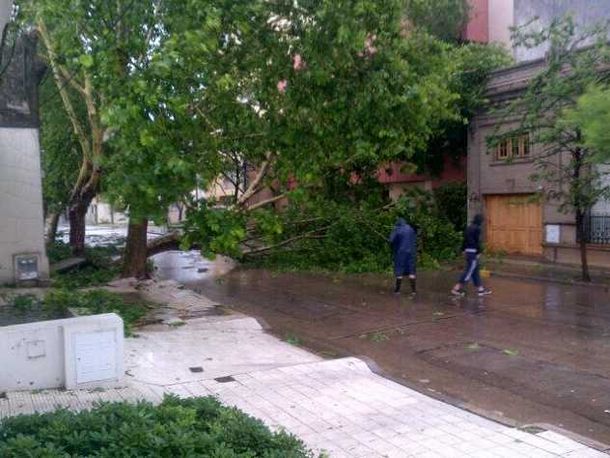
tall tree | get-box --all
[499,17,610,281]
[17,0,167,258]
[38,76,83,244]
[162,0,497,258]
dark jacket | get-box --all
[462,214,483,254]
[389,218,416,254]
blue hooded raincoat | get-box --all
[389,218,417,276]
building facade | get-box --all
[468,59,610,267]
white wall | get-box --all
[0,313,124,391]
[513,0,610,62]
[488,0,514,51]
[0,128,49,284]
[0,0,11,36]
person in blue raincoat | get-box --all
[389,218,417,294]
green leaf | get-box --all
[78,54,94,68]
[503,349,519,357]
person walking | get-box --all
[389,218,417,295]
[451,214,492,297]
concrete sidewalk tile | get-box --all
[468,450,504,458]
[487,432,522,446]
[562,448,608,457]
[489,446,530,458]
[506,441,557,457]
[503,428,572,454]
[537,430,592,452]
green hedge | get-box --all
[0,396,314,457]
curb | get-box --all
[527,423,610,454]
[490,270,610,289]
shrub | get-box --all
[44,289,148,336]
[4,294,38,314]
[0,294,71,325]
[46,241,73,264]
[0,396,314,457]
[433,181,467,231]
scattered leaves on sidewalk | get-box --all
[368,332,389,343]
[466,342,480,351]
[285,334,301,346]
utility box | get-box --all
[0,313,124,392]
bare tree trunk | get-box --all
[576,209,591,282]
[122,218,149,279]
[572,148,591,283]
[46,211,61,245]
[68,197,91,256]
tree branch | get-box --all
[237,152,273,206]
[36,19,86,96]
[242,226,330,257]
[246,193,286,211]
[37,18,91,160]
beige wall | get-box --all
[0,128,49,284]
[468,114,573,228]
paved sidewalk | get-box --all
[1,282,607,457]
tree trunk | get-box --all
[122,218,149,279]
[576,209,591,282]
[147,231,182,257]
[46,211,61,245]
[68,199,90,256]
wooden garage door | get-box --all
[485,195,543,256]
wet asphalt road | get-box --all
[185,268,610,445]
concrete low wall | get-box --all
[0,313,124,392]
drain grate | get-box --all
[214,375,236,383]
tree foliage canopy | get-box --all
[565,84,610,163]
[404,0,470,42]
[25,0,509,271]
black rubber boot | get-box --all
[394,278,402,294]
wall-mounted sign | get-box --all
[545,224,560,244]
[14,254,39,281]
